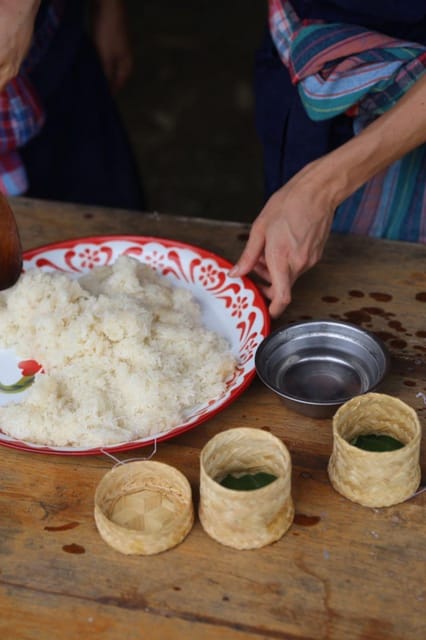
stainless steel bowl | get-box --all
[255,320,389,419]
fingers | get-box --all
[260,285,291,318]
[229,158,337,318]
[229,223,293,318]
[103,54,132,93]
[91,0,133,93]
[113,55,133,91]
[263,247,293,317]
[229,223,265,277]
[234,243,293,318]
[253,261,271,283]
[256,270,292,318]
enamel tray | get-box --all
[0,236,269,455]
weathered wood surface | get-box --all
[0,197,425,640]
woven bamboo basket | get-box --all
[328,393,421,507]
[94,460,194,555]
[199,427,294,549]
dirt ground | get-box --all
[117,0,267,223]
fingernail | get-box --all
[229,265,239,277]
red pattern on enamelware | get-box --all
[0,236,270,455]
[18,360,43,376]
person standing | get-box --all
[0,0,144,210]
[231,1,426,317]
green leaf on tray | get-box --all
[219,472,277,491]
[350,434,404,452]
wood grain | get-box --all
[0,197,425,640]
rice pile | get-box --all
[0,256,236,447]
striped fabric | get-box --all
[0,0,65,196]
[269,0,426,242]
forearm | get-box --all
[231,76,426,317]
[308,74,426,208]
[89,0,133,92]
[0,0,41,89]
[0,0,40,16]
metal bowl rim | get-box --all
[255,319,390,407]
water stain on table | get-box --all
[370,292,392,302]
[389,339,408,349]
[44,522,80,532]
[374,332,393,345]
[344,309,372,324]
[294,513,321,527]
[363,306,395,318]
[328,292,426,351]
[315,288,424,356]
[62,543,85,554]
[388,320,406,332]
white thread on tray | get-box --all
[100,438,158,468]
[416,391,426,405]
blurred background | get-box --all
[116,0,267,223]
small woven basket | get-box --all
[199,427,294,549]
[94,460,194,555]
[328,393,421,507]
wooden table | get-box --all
[1,198,425,640]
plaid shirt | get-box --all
[0,1,65,196]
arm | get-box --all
[230,74,426,318]
[0,0,41,90]
[90,0,133,93]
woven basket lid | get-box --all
[94,460,194,555]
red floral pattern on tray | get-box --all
[0,236,270,455]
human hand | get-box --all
[231,75,426,319]
[230,161,338,318]
[90,0,133,93]
[0,0,41,90]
